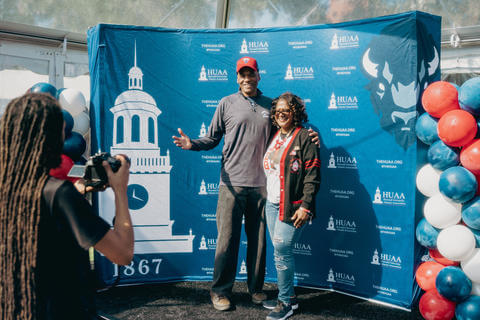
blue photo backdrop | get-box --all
[87,11,440,310]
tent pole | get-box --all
[216,0,230,29]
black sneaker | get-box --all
[266,301,293,320]
[263,297,298,310]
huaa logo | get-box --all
[285,64,314,80]
[361,23,439,149]
[328,92,358,110]
[371,249,402,269]
[285,64,294,80]
[328,153,336,168]
[328,93,337,109]
[199,123,207,138]
[198,65,228,81]
[240,38,269,53]
[327,268,355,286]
[326,215,357,233]
[372,186,406,206]
[330,34,339,49]
[240,39,248,54]
[330,32,359,49]
[327,152,357,169]
[199,179,219,195]
[198,66,207,81]
[198,235,216,250]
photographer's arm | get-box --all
[94,155,134,266]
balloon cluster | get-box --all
[30,82,90,182]
[415,79,480,320]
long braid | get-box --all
[0,93,63,319]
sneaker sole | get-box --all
[212,303,232,311]
[264,303,298,311]
[266,309,293,320]
[252,298,266,305]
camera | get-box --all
[68,152,126,188]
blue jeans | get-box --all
[265,200,303,305]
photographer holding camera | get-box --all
[0,93,133,320]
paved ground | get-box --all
[96,281,424,319]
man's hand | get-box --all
[308,128,320,146]
[291,208,310,228]
[172,128,192,150]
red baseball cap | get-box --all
[236,56,258,73]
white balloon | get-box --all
[437,224,476,261]
[472,281,480,296]
[462,249,480,283]
[416,164,441,197]
[73,112,90,136]
[423,193,462,229]
[58,88,87,117]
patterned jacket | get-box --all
[277,127,321,222]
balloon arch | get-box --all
[415,78,480,320]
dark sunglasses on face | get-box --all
[275,109,292,116]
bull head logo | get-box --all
[361,23,440,150]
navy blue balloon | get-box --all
[462,196,480,230]
[427,140,460,170]
[459,77,480,116]
[62,109,74,137]
[456,295,480,320]
[439,166,477,203]
[436,266,472,302]
[416,112,439,145]
[30,82,57,98]
[416,218,440,249]
[63,132,86,161]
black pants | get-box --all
[211,185,267,296]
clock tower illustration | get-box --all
[107,41,194,254]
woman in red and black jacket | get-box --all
[262,92,321,320]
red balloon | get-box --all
[419,289,456,320]
[437,110,477,147]
[460,139,480,175]
[416,261,446,291]
[429,249,460,267]
[49,154,77,183]
[422,81,460,118]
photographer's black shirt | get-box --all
[36,177,110,320]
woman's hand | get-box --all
[73,178,107,194]
[103,154,130,194]
[291,208,310,228]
